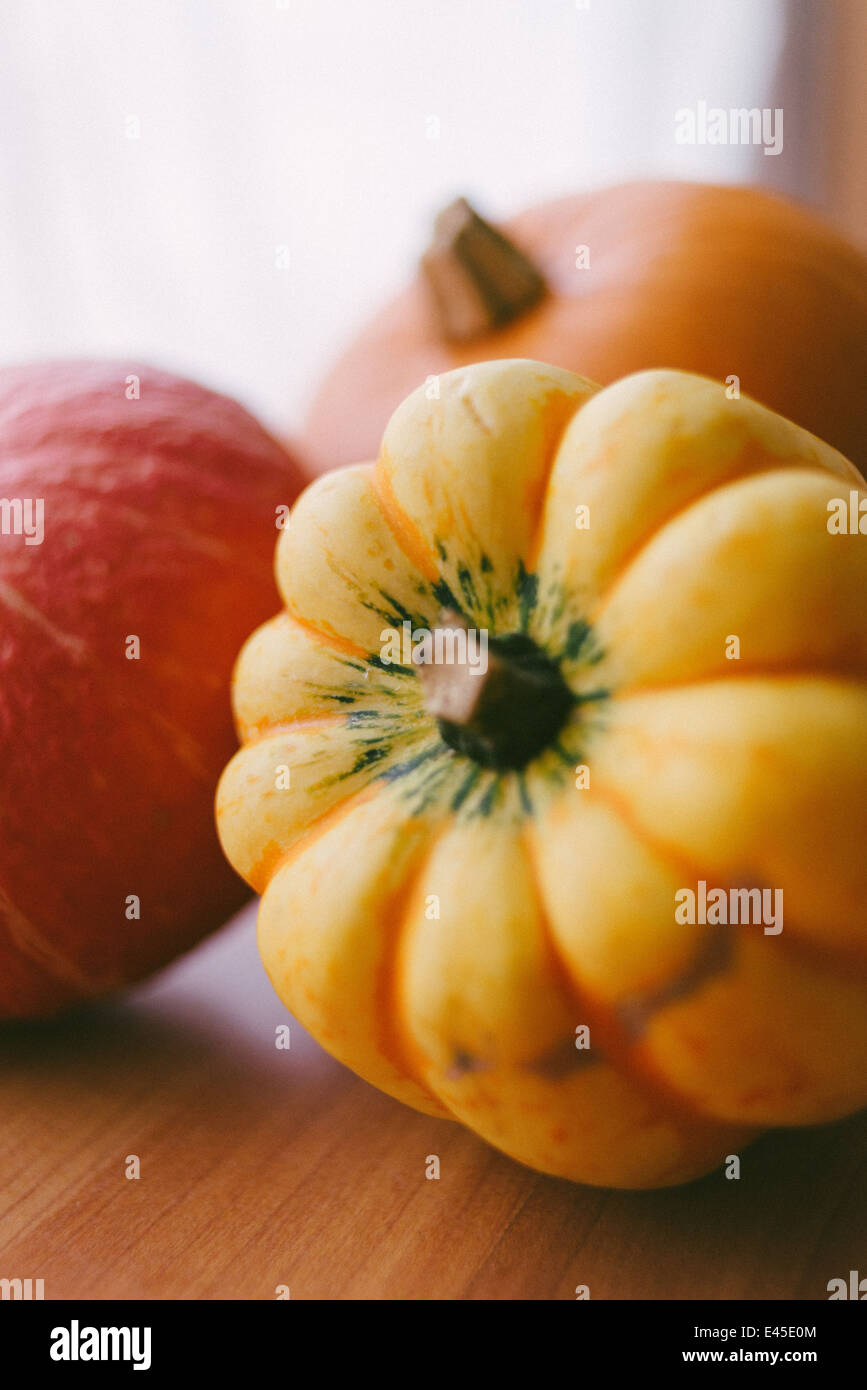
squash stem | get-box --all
[421,199,547,343]
[418,609,573,771]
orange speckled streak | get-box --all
[282,606,369,661]
[248,782,381,897]
[371,455,441,584]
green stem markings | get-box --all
[317,553,610,818]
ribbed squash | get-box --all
[218,359,867,1189]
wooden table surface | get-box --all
[2,901,865,1302]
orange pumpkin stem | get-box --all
[421,199,547,342]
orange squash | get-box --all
[220,359,867,1189]
[302,182,867,474]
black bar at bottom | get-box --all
[1,1297,862,1374]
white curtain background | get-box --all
[0,0,841,433]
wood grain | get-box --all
[1,902,865,1301]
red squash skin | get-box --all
[0,361,305,1018]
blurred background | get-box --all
[0,0,863,433]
